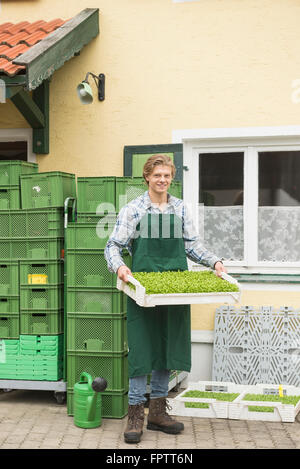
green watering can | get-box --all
[74,372,108,429]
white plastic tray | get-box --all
[168,381,247,419]
[168,381,300,422]
[228,383,300,423]
[116,271,241,307]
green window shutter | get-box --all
[123,144,183,182]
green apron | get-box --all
[127,212,191,378]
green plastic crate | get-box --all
[115,177,147,212]
[0,313,19,339]
[0,208,64,239]
[20,285,63,310]
[0,161,38,186]
[66,287,126,314]
[0,296,19,314]
[0,338,19,354]
[0,335,63,380]
[0,237,64,260]
[67,312,127,353]
[66,219,116,249]
[67,388,128,418]
[0,362,63,380]
[0,262,19,295]
[20,260,64,286]
[67,350,128,392]
[0,186,21,210]
[19,334,63,355]
[21,171,76,209]
[115,177,182,212]
[66,250,117,289]
[77,177,116,214]
[20,310,64,335]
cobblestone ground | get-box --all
[0,389,299,449]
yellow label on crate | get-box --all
[28,274,48,285]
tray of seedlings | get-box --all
[228,383,300,423]
[117,270,241,307]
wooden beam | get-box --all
[5,86,22,99]
[13,8,99,91]
[10,88,45,128]
[10,81,50,154]
[32,80,49,154]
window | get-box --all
[258,151,300,263]
[180,128,300,273]
[0,129,35,163]
[198,151,244,262]
[0,141,27,161]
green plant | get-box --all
[129,270,238,295]
[182,390,239,409]
[243,393,300,413]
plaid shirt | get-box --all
[104,191,221,273]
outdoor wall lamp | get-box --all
[77,72,105,104]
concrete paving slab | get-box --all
[0,388,299,450]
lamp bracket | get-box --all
[84,72,105,101]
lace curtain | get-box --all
[258,207,300,262]
[198,205,300,262]
[198,205,244,261]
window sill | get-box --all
[230,273,300,284]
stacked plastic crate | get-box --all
[0,161,38,344]
[0,163,76,382]
[66,177,129,418]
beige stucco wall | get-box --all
[191,289,300,331]
[1,0,300,329]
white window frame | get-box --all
[0,128,36,163]
[173,125,300,274]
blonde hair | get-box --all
[143,154,176,185]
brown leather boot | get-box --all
[124,403,145,444]
[147,397,184,434]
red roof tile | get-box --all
[0,57,25,76]
[21,30,47,47]
[0,32,13,42]
[0,44,29,59]
[0,23,13,33]
[20,20,47,34]
[0,18,66,76]
[2,21,31,35]
[2,31,29,47]
[39,19,65,33]
[0,45,11,56]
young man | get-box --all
[104,154,226,444]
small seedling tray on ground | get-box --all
[117,272,241,307]
[169,381,245,419]
[168,381,300,422]
[228,383,300,423]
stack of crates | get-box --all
[66,177,130,418]
[0,162,76,382]
[0,335,63,380]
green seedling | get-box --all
[243,393,300,413]
[129,270,238,295]
[182,390,239,409]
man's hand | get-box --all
[117,265,132,283]
[214,261,227,278]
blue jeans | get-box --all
[128,369,170,405]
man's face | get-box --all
[146,165,173,195]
